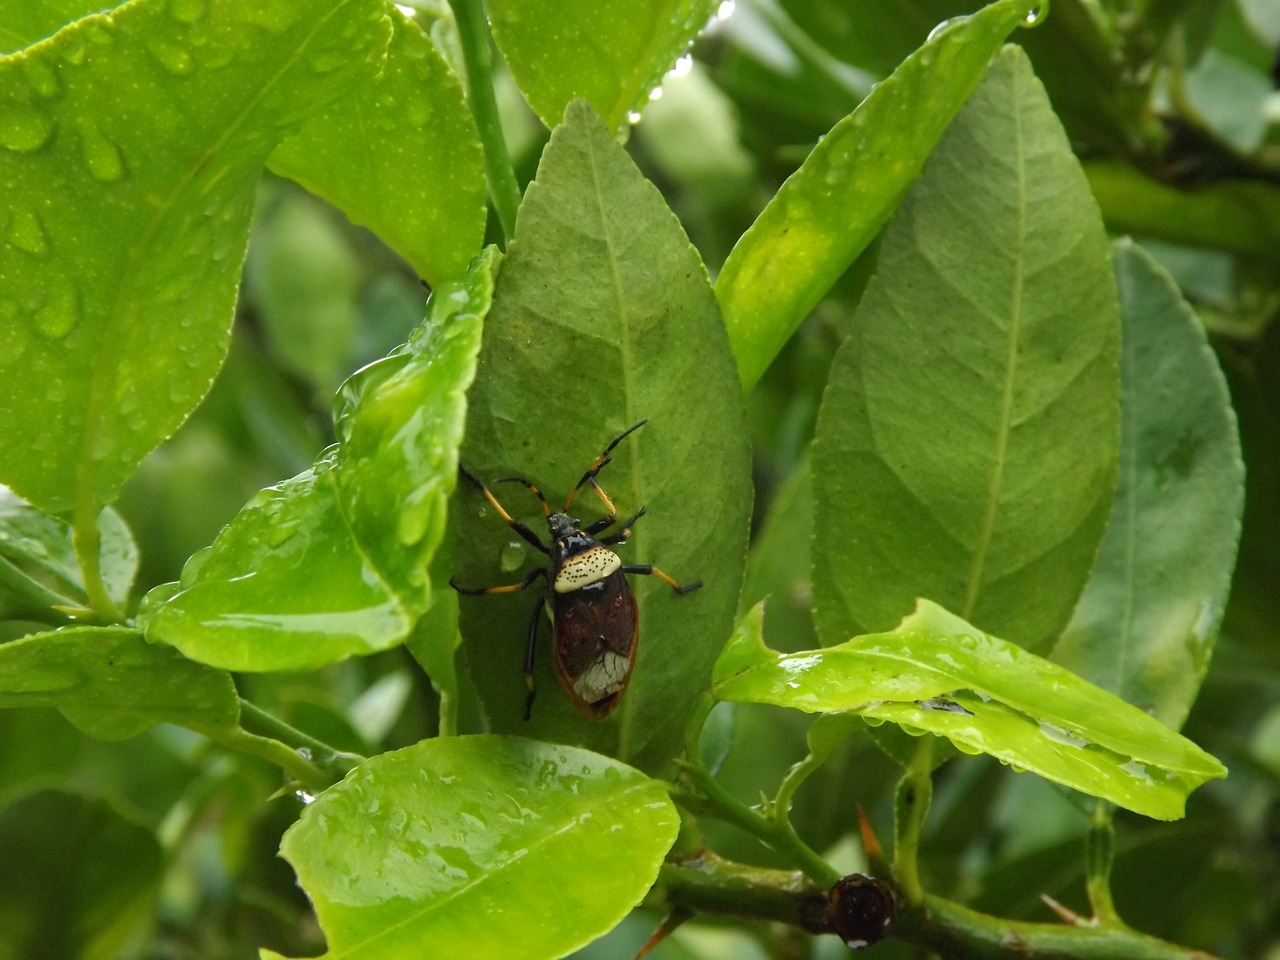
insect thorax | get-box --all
[553,544,622,593]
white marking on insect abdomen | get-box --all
[573,651,630,701]
[553,546,621,593]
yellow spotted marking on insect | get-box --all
[553,546,622,593]
[573,651,630,702]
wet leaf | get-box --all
[0,625,238,739]
[487,0,719,129]
[0,0,391,519]
[712,600,1226,820]
[811,47,1120,653]
[0,486,136,619]
[453,101,750,775]
[269,736,678,960]
[716,0,1042,389]
[142,250,495,672]
[268,6,485,287]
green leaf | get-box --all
[811,46,1121,653]
[1053,241,1245,729]
[453,101,750,775]
[0,625,239,739]
[142,249,495,672]
[487,0,718,130]
[0,486,137,619]
[268,6,486,286]
[715,0,1042,390]
[269,736,679,960]
[0,0,391,521]
[712,600,1227,820]
[0,790,163,960]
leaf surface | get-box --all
[811,46,1120,653]
[0,0,390,516]
[0,625,238,739]
[268,6,485,287]
[716,0,1042,389]
[1053,241,1245,729]
[453,101,750,775]
[487,0,718,129]
[269,736,678,960]
[142,250,495,672]
[713,600,1226,820]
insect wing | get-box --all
[550,571,639,719]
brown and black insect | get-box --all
[450,420,700,720]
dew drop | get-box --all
[77,120,125,182]
[0,106,55,153]
[499,540,527,572]
[167,0,208,24]
[34,283,80,340]
[1024,5,1045,26]
[7,207,49,257]
[59,32,87,64]
[21,58,62,100]
[926,16,967,42]
[146,36,196,76]
[626,110,642,125]
[648,85,664,102]
[308,48,349,74]
[0,309,30,368]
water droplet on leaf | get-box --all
[0,105,55,153]
[77,119,125,181]
[34,283,80,340]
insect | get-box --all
[450,420,701,721]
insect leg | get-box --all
[523,593,546,721]
[594,506,646,541]
[450,566,548,596]
[621,565,702,595]
[563,419,648,514]
[458,465,550,555]
[495,477,552,518]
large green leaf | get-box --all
[0,625,238,740]
[268,736,679,960]
[1053,241,1245,729]
[453,101,750,775]
[0,485,136,620]
[715,0,1042,390]
[486,0,718,129]
[0,0,391,518]
[811,46,1120,653]
[713,600,1226,820]
[142,250,495,672]
[268,6,486,287]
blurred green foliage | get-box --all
[1,0,1278,957]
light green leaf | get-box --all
[453,101,750,775]
[716,0,1042,390]
[268,736,679,960]
[712,600,1226,820]
[142,249,495,672]
[487,0,718,129]
[0,625,238,739]
[1053,241,1245,729]
[0,485,137,619]
[811,46,1121,653]
[268,6,486,286]
[0,0,391,518]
